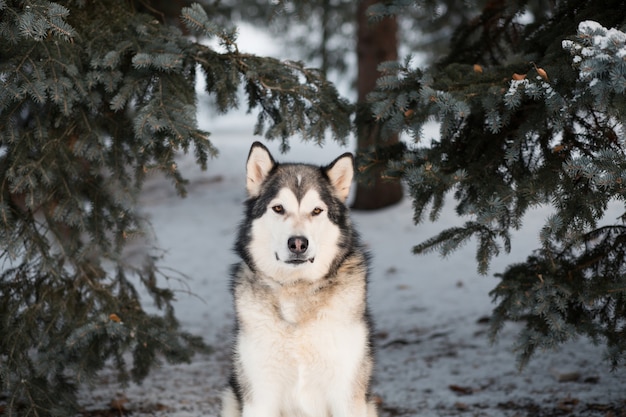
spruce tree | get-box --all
[0,1,350,415]
[368,0,626,368]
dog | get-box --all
[221,141,377,417]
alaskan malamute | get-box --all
[222,142,377,417]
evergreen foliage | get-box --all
[219,0,357,76]
[222,0,488,76]
[369,0,626,368]
[0,1,350,415]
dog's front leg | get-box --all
[238,365,284,417]
[237,334,285,417]
[322,322,376,417]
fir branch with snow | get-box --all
[369,0,626,369]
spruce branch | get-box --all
[368,1,626,368]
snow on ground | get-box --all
[78,22,626,417]
[78,125,626,416]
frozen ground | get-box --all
[78,23,626,417]
[78,127,626,416]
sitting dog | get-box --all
[221,142,377,417]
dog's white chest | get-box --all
[240,316,367,416]
[235,280,369,417]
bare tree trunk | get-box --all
[352,0,403,210]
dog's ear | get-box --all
[246,142,275,197]
[325,153,354,202]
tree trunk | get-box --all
[351,0,403,210]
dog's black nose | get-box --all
[288,236,308,254]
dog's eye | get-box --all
[272,205,284,214]
[311,207,323,216]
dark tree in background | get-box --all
[352,0,403,209]
[369,0,626,368]
[0,1,350,415]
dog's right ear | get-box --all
[246,142,275,197]
[325,152,354,202]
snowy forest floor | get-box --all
[75,134,626,417]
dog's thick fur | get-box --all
[221,142,377,417]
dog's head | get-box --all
[237,141,355,283]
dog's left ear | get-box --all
[246,142,275,197]
[325,153,354,202]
